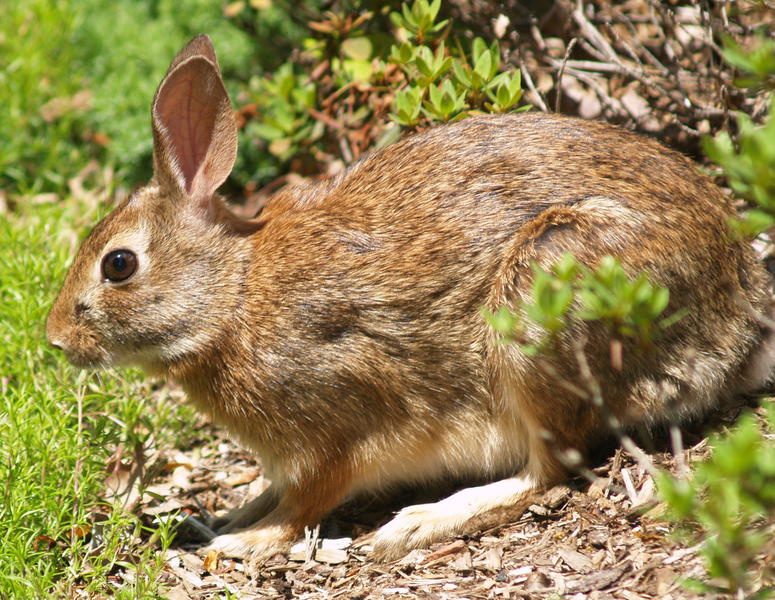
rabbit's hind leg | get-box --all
[370,472,547,561]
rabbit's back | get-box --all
[292,113,730,235]
[258,113,745,318]
[255,112,762,344]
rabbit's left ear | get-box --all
[151,35,237,207]
[166,34,219,72]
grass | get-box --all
[0,195,201,598]
[0,2,306,595]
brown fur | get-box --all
[47,35,774,562]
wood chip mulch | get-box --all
[92,393,775,600]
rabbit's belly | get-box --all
[348,407,532,494]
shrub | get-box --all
[657,408,775,597]
[234,0,529,188]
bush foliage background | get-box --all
[4,1,772,199]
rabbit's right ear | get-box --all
[151,35,237,210]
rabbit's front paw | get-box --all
[204,524,291,562]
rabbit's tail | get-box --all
[737,303,775,395]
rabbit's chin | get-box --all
[61,348,112,370]
[62,342,157,371]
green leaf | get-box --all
[427,83,442,110]
[452,58,471,87]
[472,37,487,61]
[430,19,450,33]
[481,306,519,336]
[650,287,670,317]
[721,34,775,86]
[341,37,372,61]
[342,58,373,82]
[428,0,442,21]
[249,122,283,141]
[553,253,579,281]
[508,70,522,95]
[430,42,451,77]
[415,46,434,77]
[474,50,492,80]
[496,82,510,108]
[735,210,775,237]
[401,2,416,28]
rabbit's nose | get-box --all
[47,330,65,351]
[45,309,69,352]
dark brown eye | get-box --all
[101,249,138,282]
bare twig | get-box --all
[572,336,658,477]
[304,524,321,563]
[555,38,578,113]
[71,379,85,547]
[520,63,549,113]
[620,468,638,504]
[670,426,689,478]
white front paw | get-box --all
[203,523,291,562]
[205,532,254,560]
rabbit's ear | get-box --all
[151,36,237,207]
[166,34,218,73]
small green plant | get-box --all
[656,406,775,597]
[388,34,527,123]
[704,34,775,237]
[392,87,424,127]
[657,35,775,598]
[720,34,775,91]
[389,0,449,44]
[241,0,530,180]
[423,78,467,122]
[704,99,775,236]
[483,253,679,356]
[246,63,324,162]
[387,2,529,125]
[410,43,453,87]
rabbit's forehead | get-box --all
[77,203,152,284]
[98,226,150,256]
[87,204,151,259]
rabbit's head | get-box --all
[46,35,250,370]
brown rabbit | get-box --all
[47,35,774,563]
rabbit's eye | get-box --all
[102,249,138,282]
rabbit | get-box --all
[46,34,775,563]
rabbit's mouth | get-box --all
[47,325,113,370]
